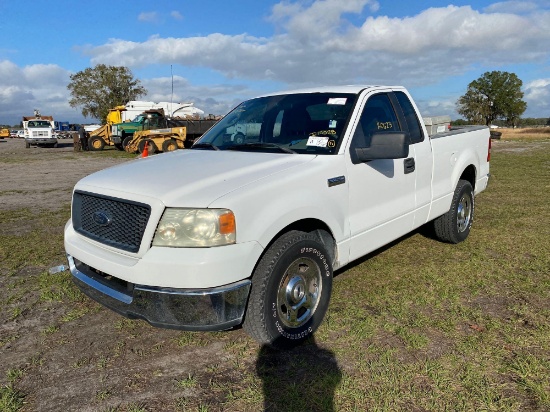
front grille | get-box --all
[72,191,151,253]
[32,130,49,137]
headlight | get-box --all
[153,208,236,247]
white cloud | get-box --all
[0,61,85,125]
[524,78,550,115]
[171,11,183,20]
[85,3,550,90]
[138,12,159,23]
[484,1,539,14]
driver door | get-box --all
[346,92,416,261]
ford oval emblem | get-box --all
[92,210,112,227]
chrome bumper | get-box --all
[25,138,57,145]
[67,254,251,331]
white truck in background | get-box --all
[65,85,491,348]
[22,112,57,148]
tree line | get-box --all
[15,66,548,128]
[452,117,550,127]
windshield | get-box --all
[27,121,51,128]
[194,93,356,154]
[131,115,145,123]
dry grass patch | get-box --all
[498,127,550,141]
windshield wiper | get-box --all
[227,142,297,154]
[191,142,220,151]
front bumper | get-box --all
[26,138,57,145]
[67,254,251,331]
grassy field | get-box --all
[0,137,549,411]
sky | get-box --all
[1,0,549,126]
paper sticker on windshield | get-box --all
[329,120,337,128]
[327,98,347,105]
[307,135,329,147]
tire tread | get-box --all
[243,230,327,346]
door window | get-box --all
[351,94,400,149]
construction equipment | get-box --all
[111,101,204,142]
[86,106,127,151]
[124,110,218,154]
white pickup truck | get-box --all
[64,85,490,347]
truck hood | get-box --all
[76,150,315,207]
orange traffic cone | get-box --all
[141,141,149,158]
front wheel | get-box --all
[89,136,105,151]
[433,179,474,243]
[138,139,157,154]
[243,230,333,348]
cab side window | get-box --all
[351,93,400,149]
[395,91,424,144]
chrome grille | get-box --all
[32,130,50,137]
[72,191,151,253]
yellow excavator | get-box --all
[87,106,127,151]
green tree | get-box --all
[456,71,527,126]
[67,64,147,123]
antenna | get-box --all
[171,65,174,117]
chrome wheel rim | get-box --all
[457,193,472,232]
[276,257,322,328]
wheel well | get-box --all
[460,165,476,189]
[269,219,337,266]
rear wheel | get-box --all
[162,139,178,152]
[243,230,333,348]
[89,136,105,151]
[433,179,474,243]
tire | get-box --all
[243,230,333,348]
[234,132,245,144]
[89,136,105,151]
[433,179,474,244]
[114,143,123,151]
[122,136,133,149]
[162,139,178,152]
[138,139,157,154]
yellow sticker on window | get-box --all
[377,122,393,130]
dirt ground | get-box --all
[0,138,128,211]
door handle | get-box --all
[404,157,415,174]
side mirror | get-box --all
[352,131,409,164]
